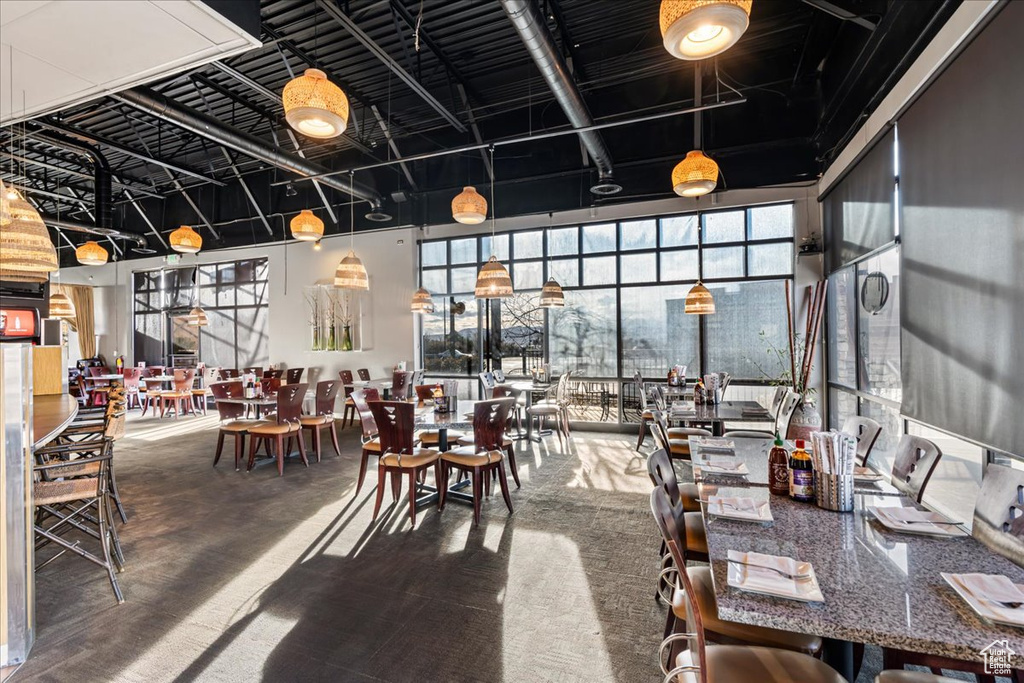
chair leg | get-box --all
[357,450,370,494]
[247,435,259,471]
[312,426,322,463]
[407,469,418,526]
[497,463,514,514]
[438,461,450,510]
[97,498,124,603]
[275,435,285,476]
[214,432,225,467]
[105,493,126,569]
[108,465,128,524]
[297,429,309,466]
[329,422,341,457]
[234,433,245,471]
[505,444,521,488]
[390,469,401,501]
[471,468,483,525]
[637,417,648,451]
[371,463,387,520]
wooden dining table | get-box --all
[687,436,1024,680]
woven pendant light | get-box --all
[475,256,514,299]
[539,278,565,308]
[283,68,350,139]
[169,225,202,254]
[335,172,369,290]
[0,179,14,227]
[451,186,487,225]
[672,150,719,197]
[290,209,325,242]
[659,0,752,60]
[76,240,109,266]
[684,281,716,314]
[48,291,76,320]
[0,192,58,282]
[410,287,436,314]
[187,305,209,327]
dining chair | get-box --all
[87,366,111,406]
[526,372,572,447]
[391,370,413,401]
[410,368,424,388]
[357,368,371,381]
[492,369,506,383]
[286,367,304,384]
[299,380,342,462]
[207,381,251,470]
[647,445,707,564]
[263,369,284,380]
[647,447,701,606]
[651,411,712,461]
[841,416,883,467]
[246,383,308,476]
[351,388,382,494]
[478,371,496,399]
[634,371,654,451]
[722,430,775,439]
[413,384,436,407]
[339,370,357,427]
[492,384,524,439]
[190,366,221,414]
[729,389,801,440]
[439,398,516,525]
[160,368,197,418]
[120,368,142,410]
[890,434,943,503]
[368,400,441,527]
[650,489,844,683]
[219,368,240,380]
[769,385,789,419]
[148,365,166,377]
[974,462,1024,566]
[71,374,91,408]
[243,366,263,376]
[141,377,164,416]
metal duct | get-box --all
[113,86,383,205]
[42,215,148,248]
[34,130,115,228]
[501,0,620,195]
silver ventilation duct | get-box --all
[501,0,621,195]
[43,215,148,248]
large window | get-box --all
[419,203,795,423]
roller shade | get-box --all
[899,2,1024,456]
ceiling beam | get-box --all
[800,0,877,30]
[370,104,417,190]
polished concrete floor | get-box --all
[17,412,970,682]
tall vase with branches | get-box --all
[324,286,339,351]
[304,287,322,351]
[338,291,354,351]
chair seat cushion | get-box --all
[161,391,189,399]
[676,644,844,683]
[456,435,512,447]
[875,673,959,683]
[219,420,254,433]
[527,405,560,416]
[380,449,439,468]
[642,410,654,419]
[674,566,822,655]
[191,388,210,395]
[668,439,692,459]
[441,446,503,467]
[248,421,301,435]
[417,429,466,444]
[683,511,707,556]
[300,415,332,426]
[680,482,701,513]
[362,438,382,453]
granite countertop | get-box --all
[699,484,1024,667]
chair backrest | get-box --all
[478,371,496,398]
[220,368,240,380]
[369,401,416,455]
[391,370,412,400]
[88,366,103,378]
[173,368,195,392]
[350,388,381,439]
[312,379,341,416]
[634,371,650,412]
[263,369,284,380]
[148,365,165,376]
[121,367,141,388]
[775,390,801,438]
[651,384,667,412]
[411,368,424,388]
[201,366,220,387]
[557,370,573,406]
[339,369,355,385]
[491,384,515,400]
[891,434,943,503]
[841,416,883,467]
[471,398,514,451]
[650,487,710,683]
[173,367,186,381]
[414,384,436,406]
[286,367,304,384]
[769,385,789,419]
[264,377,282,395]
[243,366,263,376]
[357,368,371,381]
[274,383,307,424]
[973,463,1024,567]
[493,369,506,383]
[647,448,681,504]
[210,381,245,420]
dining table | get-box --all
[215,395,277,419]
[686,436,1024,680]
[410,401,479,508]
[507,380,554,441]
[666,399,774,436]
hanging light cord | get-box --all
[349,171,355,251]
[489,146,496,242]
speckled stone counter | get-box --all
[699,483,1024,667]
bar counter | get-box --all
[32,394,79,450]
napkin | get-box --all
[727,550,815,599]
[954,573,1024,625]
[874,507,959,535]
[703,457,742,471]
[708,496,766,521]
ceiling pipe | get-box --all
[32,130,113,230]
[111,86,386,213]
[42,215,148,248]
[500,0,621,195]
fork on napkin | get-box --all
[726,550,823,602]
[872,506,963,536]
[945,573,1024,626]
[706,496,770,521]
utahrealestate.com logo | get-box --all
[981,639,1015,675]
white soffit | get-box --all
[0,0,261,124]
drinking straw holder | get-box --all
[815,472,854,512]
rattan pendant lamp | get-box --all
[335,172,369,290]
[0,179,14,227]
[170,225,202,254]
[187,268,208,326]
[283,68,349,139]
[685,199,715,315]
[672,64,719,198]
[660,0,752,61]
[76,240,109,266]
[48,197,76,321]
[411,287,435,314]
[452,186,487,225]
[474,147,513,299]
[0,192,58,282]
[290,209,325,242]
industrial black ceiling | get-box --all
[0,0,958,264]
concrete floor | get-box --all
[15,412,972,683]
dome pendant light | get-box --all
[452,186,487,225]
[335,172,369,291]
[48,291,75,321]
[1,179,15,227]
[0,192,58,282]
[660,0,752,61]
[169,225,202,254]
[187,306,209,327]
[76,240,109,266]
[475,147,513,299]
[539,278,565,308]
[672,64,719,198]
[684,282,716,314]
[290,209,325,242]
[411,287,435,314]
[283,68,350,139]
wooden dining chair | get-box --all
[210,381,252,470]
[246,383,308,476]
[263,369,284,380]
[141,377,164,416]
[453,399,519,488]
[650,489,844,683]
[391,370,413,401]
[351,388,382,494]
[368,400,441,527]
[841,416,883,467]
[160,368,197,418]
[190,366,221,414]
[890,434,943,503]
[439,398,516,525]
[219,368,240,380]
[286,367,304,384]
[339,370,357,427]
[120,367,142,410]
[357,368,371,381]
[299,380,342,462]
[87,366,111,406]
[243,366,263,376]
[413,384,436,407]
[478,371,496,399]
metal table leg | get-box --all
[822,638,854,682]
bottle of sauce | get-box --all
[788,439,814,503]
[769,432,790,496]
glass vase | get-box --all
[326,319,337,351]
[341,324,353,351]
[311,324,322,351]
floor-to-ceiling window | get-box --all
[418,202,795,423]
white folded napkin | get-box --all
[727,550,810,597]
[874,506,958,535]
[696,438,735,449]
[955,573,1024,624]
[699,458,747,476]
[708,496,766,521]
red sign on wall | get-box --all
[0,309,37,338]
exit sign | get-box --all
[165,254,180,265]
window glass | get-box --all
[549,288,617,377]
[702,246,745,279]
[620,220,657,250]
[583,256,616,286]
[859,399,903,475]
[661,215,698,247]
[621,285,698,379]
[566,379,619,424]
[660,250,699,282]
[829,388,858,431]
[582,223,616,253]
[620,253,656,284]
[827,266,857,388]
[908,422,984,528]
[514,261,543,290]
[703,210,745,243]
[514,231,543,260]
[450,238,477,264]
[548,258,579,287]
[749,204,794,240]
[857,247,901,401]
[450,267,477,294]
[498,292,544,378]
[548,227,578,256]
[421,241,446,267]
[422,298,479,375]
[705,281,789,380]
[481,234,509,261]
[421,268,447,295]
[747,242,793,277]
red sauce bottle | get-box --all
[768,432,790,496]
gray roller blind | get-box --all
[822,129,895,274]
[899,2,1024,456]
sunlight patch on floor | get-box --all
[565,436,651,493]
[125,414,220,442]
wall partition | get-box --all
[419,203,795,424]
